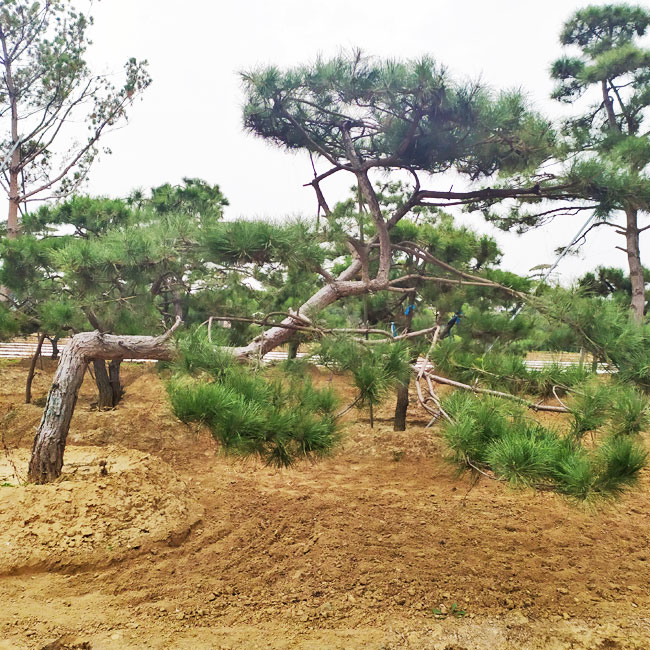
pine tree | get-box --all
[0,1,150,239]
[486,5,650,321]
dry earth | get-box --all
[0,360,649,649]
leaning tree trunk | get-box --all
[25,332,46,404]
[28,325,179,484]
[625,208,646,323]
[234,259,363,358]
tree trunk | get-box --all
[108,359,123,405]
[234,259,363,358]
[287,339,299,360]
[625,208,645,323]
[28,326,178,484]
[6,78,20,240]
[25,332,46,404]
[394,381,409,431]
[93,360,114,409]
[393,299,416,431]
[7,194,19,240]
[49,336,60,360]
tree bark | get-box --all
[109,359,124,405]
[393,298,416,431]
[394,382,409,431]
[287,339,299,360]
[234,259,363,358]
[25,332,46,404]
[49,336,60,360]
[93,360,114,409]
[28,324,179,484]
[624,208,645,323]
[92,359,123,408]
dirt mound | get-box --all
[2,365,650,648]
[0,446,203,575]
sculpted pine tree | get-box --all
[29,52,565,482]
[0,0,150,241]
[235,52,562,358]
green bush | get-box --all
[167,360,340,467]
[440,392,647,500]
[593,436,648,496]
[552,448,595,499]
[569,380,611,438]
[608,385,650,436]
[443,395,519,464]
[487,424,564,485]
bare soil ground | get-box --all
[1,360,650,649]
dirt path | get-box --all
[1,362,649,649]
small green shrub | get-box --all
[569,380,611,438]
[593,436,648,496]
[442,396,518,464]
[167,358,340,467]
[440,392,647,500]
[608,385,650,436]
[486,425,562,485]
[552,448,595,499]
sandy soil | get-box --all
[1,360,649,649]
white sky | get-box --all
[80,0,648,281]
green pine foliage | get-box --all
[316,336,411,415]
[168,329,339,467]
[568,380,612,438]
[441,392,647,500]
[537,289,650,390]
[243,53,553,178]
[609,385,650,436]
[431,338,590,397]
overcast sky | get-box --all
[81,0,648,281]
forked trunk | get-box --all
[28,327,178,484]
[93,359,124,408]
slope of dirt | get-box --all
[0,447,203,575]
[1,363,650,649]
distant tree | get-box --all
[487,5,650,321]
[552,4,650,321]
[0,0,150,243]
[578,265,650,311]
